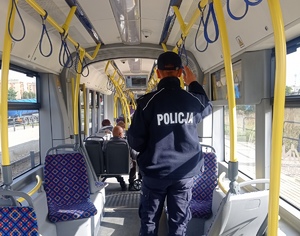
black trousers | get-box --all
[139,176,193,236]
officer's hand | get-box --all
[183,66,196,85]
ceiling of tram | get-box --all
[6,0,300,97]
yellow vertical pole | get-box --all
[1,0,17,167]
[267,1,286,234]
[114,95,118,124]
[82,83,87,136]
[121,97,130,130]
[71,77,75,113]
[73,50,85,136]
[214,0,237,163]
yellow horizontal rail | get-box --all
[218,172,228,194]
[17,175,42,203]
[25,0,101,60]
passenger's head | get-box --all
[102,119,111,127]
[117,120,125,129]
[116,116,125,123]
[112,125,124,138]
[156,51,183,79]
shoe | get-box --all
[128,184,135,191]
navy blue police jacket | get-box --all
[127,76,212,179]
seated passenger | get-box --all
[116,120,127,137]
[116,116,125,123]
[103,125,138,191]
[99,119,113,132]
[117,120,125,128]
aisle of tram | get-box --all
[98,175,168,236]
[98,177,140,236]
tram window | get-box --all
[285,39,300,96]
[0,69,40,185]
[224,105,256,178]
[80,90,85,134]
[89,91,93,132]
[281,108,300,210]
[100,94,104,123]
[95,93,101,132]
[286,41,300,96]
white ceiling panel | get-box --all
[140,19,166,44]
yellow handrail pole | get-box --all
[71,77,75,113]
[73,50,85,136]
[120,98,125,119]
[25,0,101,60]
[17,175,42,203]
[173,6,186,34]
[161,43,168,52]
[121,97,130,129]
[266,1,286,235]
[104,60,110,73]
[164,4,210,88]
[214,0,237,163]
[61,6,77,36]
[116,76,130,126]
[179,74,185,88]
[1,0,17,169]
[218,172,228,194]
[172,0,209,52]
[105,60,133,129]
[146,72,156,93]
[128,92,136,110]
[82,83,87,136]
[89,43,101,60]
[131,93,136,108]
[114,95,118,123]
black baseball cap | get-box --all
[157,51,182,70]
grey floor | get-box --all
[98,175,168,236]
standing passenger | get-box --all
[127,51,212,236]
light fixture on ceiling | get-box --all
[128,58,141,73]
[142,29,152,39]
[109,0,141,45]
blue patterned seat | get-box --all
[0,189,39,236]
[0,206,39,236]
[190,151,218,218]
[44,152,97,223]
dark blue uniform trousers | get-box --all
[139,176,193,236]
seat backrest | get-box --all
[84,137,105,176]
[44,152,90,206]
[105,139,129,174]
[206,190,269,236]
[0,190,39,236]
[192,151,218,201]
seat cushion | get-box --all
[48,199,97,223]
[190,199,212,218]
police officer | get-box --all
[128,51,212,236]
